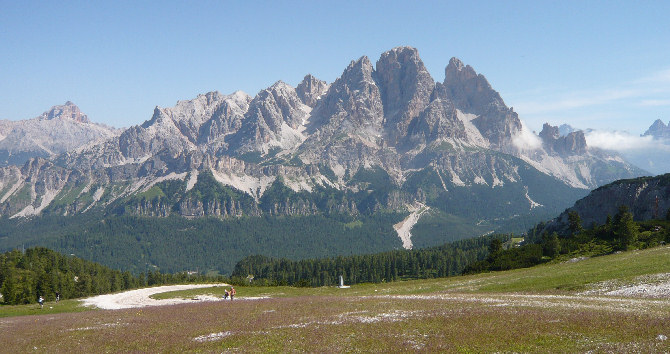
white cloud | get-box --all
[637,68,670,84]
[514,89,641,115]
[638,99,670,107]
[512,120,543,150]
[585,130,670,152]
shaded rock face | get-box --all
[547,174,670,233]
[0,47,646,219]
[539,123,587,156]
[375,47,434,143]
[443,57,522,148]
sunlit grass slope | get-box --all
[1,246,669,352]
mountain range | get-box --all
[0,47,648,255]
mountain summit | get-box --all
[39,101,90,123]
[0,102,119,167]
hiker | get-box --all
[55,292,60,303]
[223,289,229,300]
[230,287,236,301]
[38,296,44,309]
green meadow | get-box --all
[2,246,670,352]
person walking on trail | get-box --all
[223,289,229,300]
[230,287,236,301]
[55,292,60,303]
[38,296,44,309]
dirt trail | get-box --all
[81,284,229,310]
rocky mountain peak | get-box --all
[443,58,502,113]
[539,123,587,156]
[375,46,435,143]
[445,57,475,81]
[296,74,328,107]
[341,56,375,86]
[643,119,670,139]
[443,58,521,148]
[39,101,90,123]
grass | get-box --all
[2,246,670,352]
[0,299,91,318]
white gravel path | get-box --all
[80,283,229,310]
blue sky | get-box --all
[1,1,669,136]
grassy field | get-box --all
[2,246,670,352]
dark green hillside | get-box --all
[232,234,506,286]
[0,212,404,275]
[0,247,138,305]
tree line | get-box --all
[0,247,224,305]
[231,234,510,287]
[465,206,670,274]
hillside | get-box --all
[543,173,670,235]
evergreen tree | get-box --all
[613,205,638,250]
[542,232,561,258]
[567,210,583,236]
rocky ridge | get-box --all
[0,47,645,222]
[544,173,670,233]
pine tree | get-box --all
[568,210,583,236]
[613,205,638,250]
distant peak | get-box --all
[270,80,291,89]
[39,102,90,124]
[642,118,670,138]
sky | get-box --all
[1,1,669,139]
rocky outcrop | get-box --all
[229,81,309,155]
[539,123,587,156]
[296,75,329,107]
[546,174,670,232]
